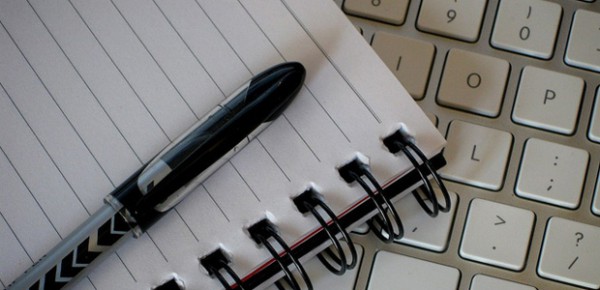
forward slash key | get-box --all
[568,256,579,270]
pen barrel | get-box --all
[8,62,305,290]
[7,204,133,290]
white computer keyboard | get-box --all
[287,1,600,290]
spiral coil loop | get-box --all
[248,219,313,290]
[200,248,246,290]
[201,128,449,289]
[339,157,404,243]
[293,188,358,275]
[383,129,451,216]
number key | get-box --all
[343,0,410,26]
[417,0,487,42]
[491,0,562,59]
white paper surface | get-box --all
[0,0,445,289]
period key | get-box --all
[460,199,535,271]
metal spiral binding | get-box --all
[383,128,451,216]
[293,187,358,275]
[201,129,449,289]
[338,156,404,243]
[248,219,312,290]
[200,248,246,290]
[152,277,185,290]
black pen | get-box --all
[7,62,306,290]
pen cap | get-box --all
[115,62,306,232]
[244,61,305,122]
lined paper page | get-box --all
[0,0,445,289]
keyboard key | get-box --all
[371,32,435,99]
[594,170,600,216]
[440,121,512,190]
[516,138,589,209]
[437,49,510,117]
[589,87,600,143]
[470,274,536,290]
[565,9,600,73]
[538,218,600,289]
[343,0,409,26]
[351,223,370,234]
[460,199,535,271]
[491,0,562,59]
[512,66,584,135]
[355,25,364,35]
[426,113,438,127]
[368,251,459,290]
[265,246,363,290]
[417,0,487,42]
[395,191,457,252]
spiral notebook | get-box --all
[0,0,446,289]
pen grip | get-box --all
[7,206,133,290]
